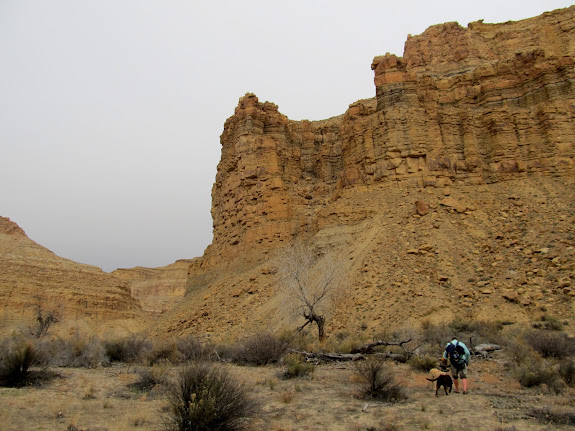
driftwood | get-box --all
[350,338,413,354]
[474,344,502,354]
[286,338,412,363]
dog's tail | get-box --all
[426,377,439,382]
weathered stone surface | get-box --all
[112,259,193,314]
[209,6,575,261]
[0,217,142,334]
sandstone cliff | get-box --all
[0,217,143,335]
[113,259,192,314]
[210,6,575,260]
[152,6,575,339]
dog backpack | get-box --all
[448,342,466,369]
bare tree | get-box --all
[278,241,347,341]
[33,295,61,338]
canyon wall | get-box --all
[153,6,575,338]
[0,217,142,334]
[209,6,575,264]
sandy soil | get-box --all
[1,354,574,431]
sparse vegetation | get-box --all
[104,334,153,364]
[176,335,214,362]
[45,333,107,368]
[164,362,258,431]
[524,330,575,359]
[529,406,575,425]
[131,365,169,392]
[0,337,40,387]
[354,358,407,402]
[216,332,286,365]
[532,314,564,331]
[283,353,314,379]
[558,358,575,387]
[408,355,437,372]
[278,241,348,341]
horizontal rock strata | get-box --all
[0,217,142,334]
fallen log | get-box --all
[474,344,502,353]
[286,349,408,363]
[350,338,413,354]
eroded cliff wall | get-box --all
[154,6,575,339]
[209,7,575,264]
[0,217,143,334]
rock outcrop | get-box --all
[209,7,575,264]
[0,217,142,334]
[153,6,575,339]
[113,260,192,314]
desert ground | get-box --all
[1,348,574,431]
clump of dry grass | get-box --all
[104,334,153,364]
[0,337,39,387]
[529,406,575,425]
[216,332,286,365]
[177,334,214,362]
[524,330,575,359]
[164,362,258,431]
[43,333,107,368]
[408,355,437,372]
[283,353,314,379]
[354,358,407,403]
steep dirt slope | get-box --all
[152,176,574,340]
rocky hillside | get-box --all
[150,6,575,339]
[0,217,143,335]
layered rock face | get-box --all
[0,217,142,334]
[113,260,192,314]
[151,6,575,339]
[210,6,575,261]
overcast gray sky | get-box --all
[1,1,572,272]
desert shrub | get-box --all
[524,330,575,359]
[283,353,314,379]
[328,333,367,354]
[217,333,286,365]
[408,355,438,372]
[421,319,503,355]
[131,364,169,392]
[513,357,560,389]
[0,337,39,387]
[277,329,315,352]
[104,334,153,364]
[354,358,407,402]
[214,342,244,363]
[420,321,451,352]
[147,339,179,365]
[505,338,535,366]
[177,335,214,362]
[558,358,575,387]
[529,406,575,425]
[241,332,287,365]
[45,333,107,368]
[164,362,258,431]
[532,314,564,331]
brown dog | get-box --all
[426,374,453,397]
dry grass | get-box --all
[0,355,574,430]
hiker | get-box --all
[443,337,470,394]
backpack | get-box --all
[447,342,466,369]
